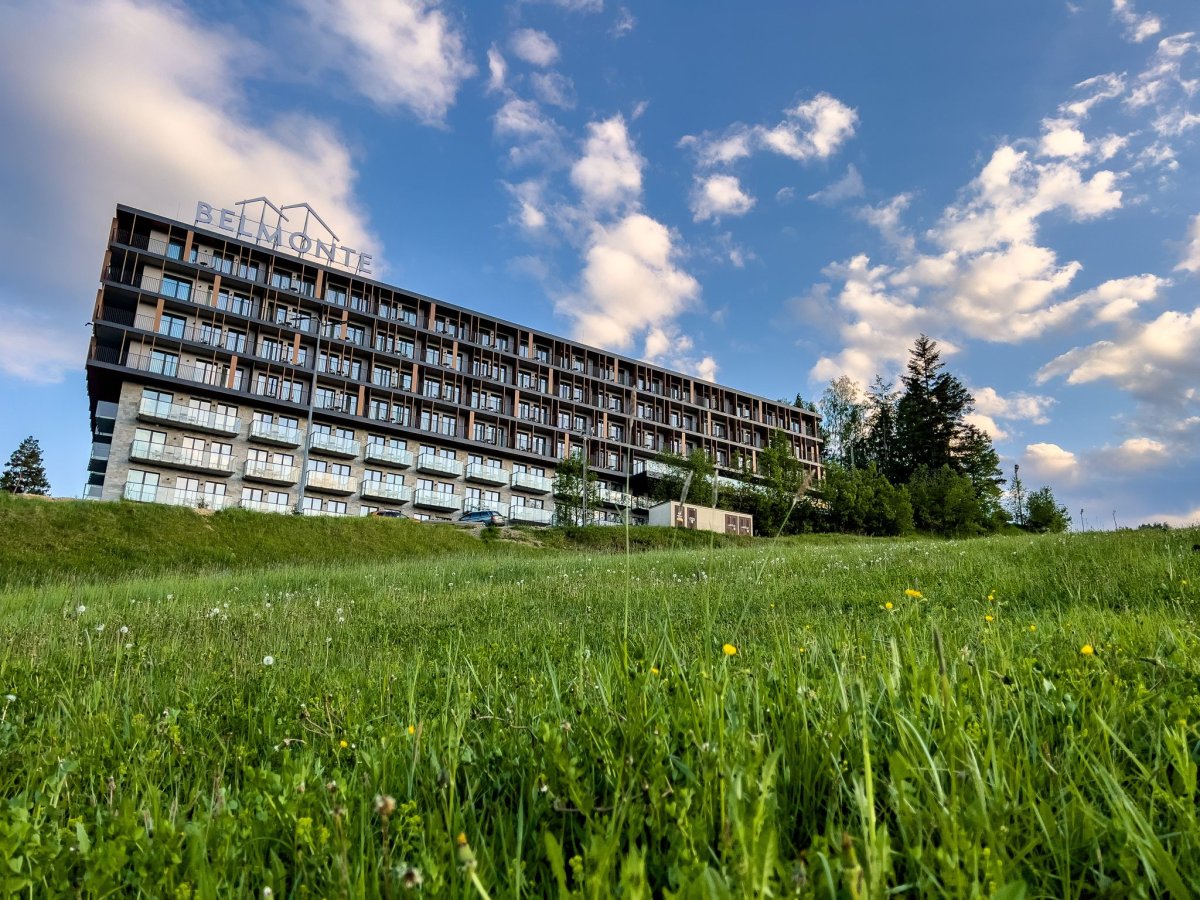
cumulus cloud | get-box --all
[973,387,1056,425]
[1177,214,1200,273]
[1023,442,1079,479]
[856,193,915,255]
[531,71,577,109]
[493,97,567,167]
[0,0,377,383]
[570,115,644,212]
[558,214,700,350]
[1093,436,1170,470]
[691,174,756,222]
[298,0,474,123]
[1112,0,1162,43]
[680,92,859,169]
[510,28,560,67]
[1039,119,1090,158]
[809,165,865,205]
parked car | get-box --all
[458,510,506,526]
[372,509,409,519]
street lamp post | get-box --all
[576,427,590,527]
[292,311,330,515]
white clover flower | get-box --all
[263,655,275,666]
[166,594,174,600]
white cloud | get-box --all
[0,0,377,384]
[1177,214,1200,273]
[493,97,567,167]
[487,45,507,94]
[1039,119,1090,158]
[1148,506,1200,527]
[809,165,865,205]
[1112,0,1162,43]
[531,72,577,109]
[1094,437,1170,470]
[504,180,549,232]
[1073,273,1170,323]
[525,0,603,10]
[570,115,644,212]
[1023,442,1079,478]
[298,0,474,124]
[680,92,859,169]
[611,6,636,37]
[558,214,700,349]
[972,387,1056,425]
[1059,73,1126,119]
[776,186,796,204]
[1125,32,1200,137]
[691,174,756,222]
[965,414,1009,442]
[856,193,915,255]
[510,28,560,67]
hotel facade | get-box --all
[85,203,823,526]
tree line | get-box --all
[649,335,1069,537]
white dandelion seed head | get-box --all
[76,605,86,614]
[119,626,129,635]
[263,655,275,666]
[95,623,105,633]
[4,694,15,703]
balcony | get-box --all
[122,482,233,510]
[123,353,247,391]
[83,484,105,500]
[412,488,462,511]
[249,420,302,447]
[464,497,507,515]
[240,498,293,515]
[511,471,553,494]
[364,444,414,468]
[465,462,509,485]
[308,432,361,458]
[304,470,357,495]
[301,507,348,518]
[415,453,463,477]
[244,459,299,485]
[129,440,233,476]
[88,443,110,474]
[361,480,413,503]
[509,504,552,525]
[597,487,632,508]
[138,398,241,436]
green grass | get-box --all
[0,509,1198,896]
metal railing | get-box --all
[464,497,506,515]
[125,353,247,391]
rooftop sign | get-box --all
[194,197,373,276]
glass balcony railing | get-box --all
[240,498,293,515]
[128,440,233,475]
[244,459,299,484]
[360,481,413,503]
[464,497,507,515]
[364,444,414,467]
[509,504,552,525]
[510,471,552,493]
[304,470,357,494]
[122,482,232,510]
[249,420,302,447]
[308,432,361,458]
[138,398,240,435]
[412,488,462,510]
[415,453,463,477]
[465,462,509,485]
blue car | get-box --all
[458,510,506,526]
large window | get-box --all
[160,275,191,301]
[148,350,178,377]
[157,313,186,339]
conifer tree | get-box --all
[0,436,51,495]
[895,335,973,479]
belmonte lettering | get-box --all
[194,199,373,276]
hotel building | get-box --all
[85,203,822,526]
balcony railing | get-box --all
[364,444,414,467]
[361,481,413,503]
[301,507,348,517]
[511,471,553,494]
[308,432,361,458]
[240,498,293,515]
[465,462,509,485]
[415,453,463,477]
[596,488,632,508]
[124,353,247,392]
[412,489,462,511]
[244,459,299,484]
[509,504,552,525]
[464,497,507,515]
[83,484,105,500]
[304,471,357,495]
[137,397,241,436]
[122,482,233,510]
[249,420,302,447]
[129,440,233,475]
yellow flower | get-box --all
[987,593,995,602]
[1029,625,1037,632]
[984,614,994,623]
[339,740,348,749]
[650,666,660,675]
[1182,580,1189,587]
[722,643,738,656]
[1080,644,1095,657]
[798,647,806,653]
[884,602,894,610]
[456,832,468,847]
[904,589,922,599]
[407,724,416,736]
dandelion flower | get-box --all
[263,655,275,666]
[722,643,738,656]
[987,593,995,602]
[1029,625,1037,632]
[95,623,105,633]
[119,625,129,635]
[374,794,396,816]
[339,739,349,749]
[1080,644,1095,657]
[4,694,15,703]
[984,614,994,623]
[904,589,922,599]
[884,602,894,610]
[650,666,660,675]
[407,724,416,735]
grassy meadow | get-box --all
[0,498,1198,897]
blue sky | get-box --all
[0,0,1197,527]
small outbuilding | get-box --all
[647,501,753,536]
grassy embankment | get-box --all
[0,493,1198,896]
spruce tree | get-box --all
[1,436,51,495]
[895,335,974,480]
[860,376,900,481]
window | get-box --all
[148,350,178,377]
[124,469,159,502]
[326,285,347,306]
[223,329,246,354]
[166,239,184,260]
[157,313,186,339]
[217,290,252,317]
[608,424,625,444]
[424,347,441,366]
[160,276,191,301]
